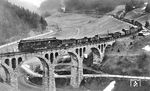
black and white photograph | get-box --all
[0,0,150,91]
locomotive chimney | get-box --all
[60,0,66,12]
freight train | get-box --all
[112,14,142,27]
[18,19,143,53]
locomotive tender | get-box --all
[18,19,143,53]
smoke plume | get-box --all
[40,0,145,14]
[64,0,145,14]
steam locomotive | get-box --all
[18,20,143,53]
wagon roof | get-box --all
[20,37,58,43]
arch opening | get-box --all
[104,44,106,47]
[45,54,49,60]
[80,48,82,57]
[104,44,112,53]
[83,52,93,67]
[1,64,11,84]
[21,57,50,86]
[98,45,101,49]
[68,52,79,63]
[91,48,100,56]
[76,49,78,54]
[55,52,59,58]
[5,59,9,66]
[83,47,101,66]
[83,47,86,53]
[50,53,54,64]
[18,57,22,65]
[11,58,16,70]
[101,44,104,52]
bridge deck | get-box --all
[0,33,135,57]
[0,40,115,57]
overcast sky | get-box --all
[19,0,46,7]
[8,0,47,8]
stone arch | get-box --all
[55,52,59,58]
[75,48,79,54]
[50,53,54,64]
[104,44,106,47]
[45,53,49,60]
[101,44,104,53]
[83,46,102,66]
[67,51,80,69]
[91,47,101,57]
[106,44,111,48]
[5,59,9,66]
[11,58,16,70]
[83,47,86,53]
[79,48,83,57]
[105,44,111,50]
[0,64,13,84]
[34,56,50,69]
[33,56,50,80]
[20,56,50,76]
[88,47,101,64]
[0,63,19,91]
[68,52,79,64]
[18,57,23,65]
[98,45,101,49]
[51,50,72,65]
[30,56,56,90]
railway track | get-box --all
[0,33,139,57]
[0,16,143,57]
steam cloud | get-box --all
[65,0,124,12]
[40,0,145,14]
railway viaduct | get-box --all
[0,15,147,91]
[0,10,148,91]
[0,40,115,91]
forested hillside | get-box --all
[0,0,47,45]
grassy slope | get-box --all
[135,13,150,25]
[124,8,150,25]
[102,7,150,76]
[46,13,132,39]
[0,5,134,53]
